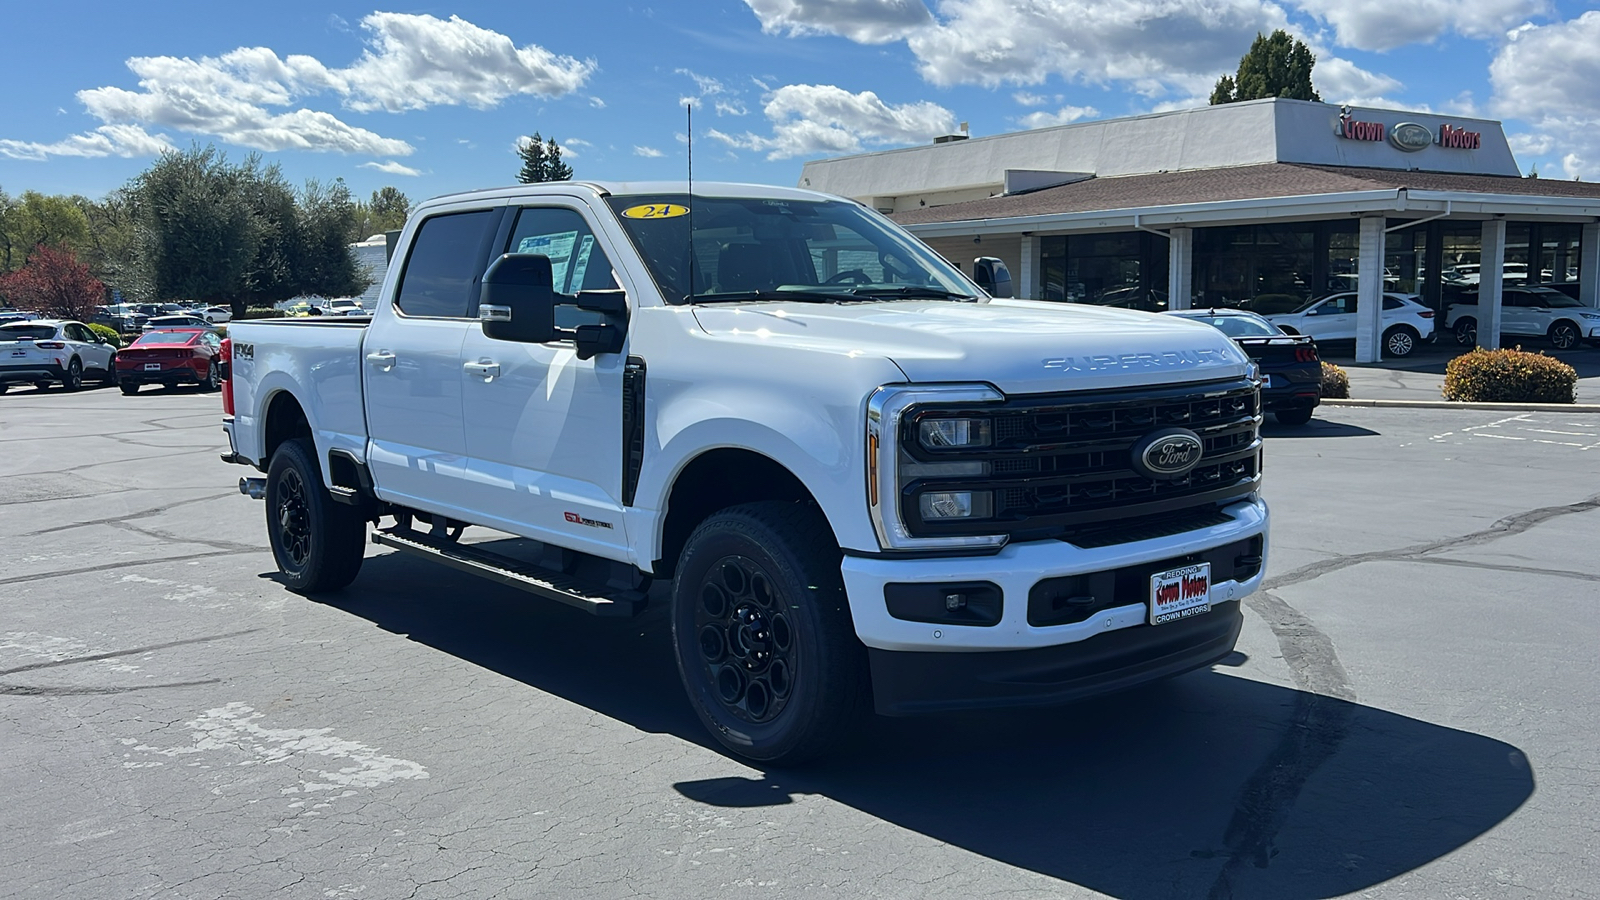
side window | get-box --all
[1382,297,1403,311]
[66,324,93,341]
[505,206,619,295]
[394,210,500,318]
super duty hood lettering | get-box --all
[1042,349,1230,372]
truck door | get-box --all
[364,207,502,517]
[458,203,631,559]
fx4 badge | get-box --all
[564,512,614,530]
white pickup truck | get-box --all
[222,181,1269,762]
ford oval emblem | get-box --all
[1389,122,1433,152]
[1131,427,1204,480]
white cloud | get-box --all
[1287,0,1548,52]
[634,145,664,158]
[744,0,934,43]
[4,12,592,161]
[0,123,175,160]
[588,97,607,108]
[1313,56,1404,106]
[1014,104,1098,129]
[1012,91,1053,107]
[1490,11,1600,179]
[562,137,592,158]
[709,83,955,160]
[359,160,421,176]
[678,69,750,116]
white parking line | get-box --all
[1472,433,1526,440]
[1522,428,1594,437]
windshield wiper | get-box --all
[685,290,845,303]
[846,286,978,300]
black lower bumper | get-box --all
[1261,385,1320,412]
[868,601,1244,716]
[0,363,65,384]
[119,369,201,386]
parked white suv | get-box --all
[1445,286,1600,350]
[1265,292,1435,357]
[0,319,118,392]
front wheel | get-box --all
[1383,326,1419,358]
[265,437,366,593]
[1549,321,1580,351]
[671,502,867,765]
[1454,318,1477,346]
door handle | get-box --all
[366,350,396,371]
[463,360,501,380]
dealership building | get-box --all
[799,98,1600,361]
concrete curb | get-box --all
[1321,398,1600,413]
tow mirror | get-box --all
[572,290,628,360]
[480,253,556,344]
[973,256,1013,298]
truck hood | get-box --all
[690,299,1252,394]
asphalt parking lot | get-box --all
[2,383,1596,899]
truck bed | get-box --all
[226,317,371,473]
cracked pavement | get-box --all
[1,385,1595,899]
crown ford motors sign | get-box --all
[1389,122,1433,152]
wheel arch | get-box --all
[262,389,313,467]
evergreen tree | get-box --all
[516,132,573,183]
[1210,30,1320,104]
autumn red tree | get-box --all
[0,244,105,321]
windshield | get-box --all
[1184,313,1281,337]
[133,331,198,345]
[1,324,57,341]
[605,194,977,304]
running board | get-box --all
[371,527,645,617]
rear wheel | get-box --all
[1549,321,1580,351]
[61,359,83,392]
[119,383,140,395]
[1273,406,1314,426]
[671,502,867,765]
[1454,318,1477,346]
[265,437,366,594]
[1383,326,1419,358]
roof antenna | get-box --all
[685,100,696,302]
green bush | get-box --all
[86,323,124,347]
[1442,347,1577,403]
[1320,361,1350,399]
[237,307,286,320]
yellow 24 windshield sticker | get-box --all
[620,203,689,219]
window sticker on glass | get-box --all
[620,203,689,219]
[568,235,595,291]
[519,232,579,290]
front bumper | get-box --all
[870,600,1243,715]
[840,496,1267,653]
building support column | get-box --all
[1479,219,1507,350]
[1354,216,1386,363]
[1019,235,1041,301]
[1580,221,1600,308]
[1168,227,1193,310]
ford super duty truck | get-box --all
[222,181,1269,763]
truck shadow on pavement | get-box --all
[326,549,1534,900]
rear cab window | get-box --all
[394,209,503,319]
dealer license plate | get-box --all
[144,363,162,371]
[10,350,25,357]
[1149,563,1212,625]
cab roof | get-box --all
[414,181,846,212]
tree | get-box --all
[1210,30,1320,105]
[516,132,573,183]
[294,178,369,299]
[0,244,105,321]
[353,186,410,239]
[0,189,91,273]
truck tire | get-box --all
[265,437,366,594]
[671,501,867,765]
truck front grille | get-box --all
[900,378,1261,542]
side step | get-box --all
[371,527,646,617]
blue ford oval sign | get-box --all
[1131,428,1204,480]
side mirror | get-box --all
[480,253,556,344]
[572,290,628,360]
[973,256,1014,299]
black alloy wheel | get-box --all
[1454,318,1477,346]
[62,358,83,392]
[265,437,366,594]
[671,502,867,764]
[1549,321,1579,351]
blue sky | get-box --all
[3,1,1599,205]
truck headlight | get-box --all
[867,384,1007,552]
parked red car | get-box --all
[115,328,227,394]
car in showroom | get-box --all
[1164,308,1322,425]
[114,328,226,393]
[143,314,219,333]
[1264,292,1435,357]
[0,318,119,392]
[1445,286,1600,349]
